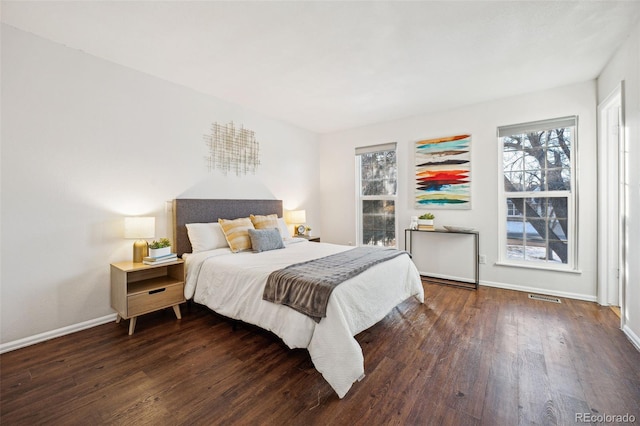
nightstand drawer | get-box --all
[128,282,184,317]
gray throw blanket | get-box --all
[263,247,410,322]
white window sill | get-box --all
[494,261,582,274]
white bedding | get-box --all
[184,239,424,398]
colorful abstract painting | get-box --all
[415,134,471,209]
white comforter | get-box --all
[184,239,424,398]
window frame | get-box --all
[497,116,579,272]
[355,143,398,248]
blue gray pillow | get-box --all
[248,228,285,253]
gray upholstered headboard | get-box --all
[172,199,283,257]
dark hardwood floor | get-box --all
[2,282,639,425]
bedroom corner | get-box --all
[0,24,321,350]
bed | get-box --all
[173,198,424,398]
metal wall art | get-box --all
[204,121,260,176]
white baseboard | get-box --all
[479,279,598,302]
[0,313,118,354]
[419,271,476,284]
[421,273,596,302]
[622,324,640,352]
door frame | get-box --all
[597,82,626,327]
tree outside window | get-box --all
[357,145,397,247]
[499,117,576,268]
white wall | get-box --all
[0,25,320,346]
[319,81,598,300]
[598,21,640,347]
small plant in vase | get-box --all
[305,226,312,236]
[148,238,172,258]
[418,213,435,230]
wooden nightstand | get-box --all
[110,260,185,335]
[296,235,320,242]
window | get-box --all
[498,116,577,269]
[356,143,397,247]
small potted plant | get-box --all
[418,213,435,227]
[305,226,312,236]
[148,238,172,258]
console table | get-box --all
[404,228,479,289]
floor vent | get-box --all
[528,293,562,303]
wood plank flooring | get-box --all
[2,282,639,425]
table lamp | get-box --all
[124,217,155,262]
[285,209,306,236]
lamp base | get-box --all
[133,240,149,263]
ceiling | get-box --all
[3,1,640,134]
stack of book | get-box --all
[417,224,435,231]
[143,252,178,265]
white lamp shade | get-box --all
[124,217,155,239]
[285,209,306,224]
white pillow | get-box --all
[277,217,292,240]
[185,222,229,252]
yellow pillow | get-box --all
[218,217,254,253]
[250,214,279,230]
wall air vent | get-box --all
[528,293,562,303]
